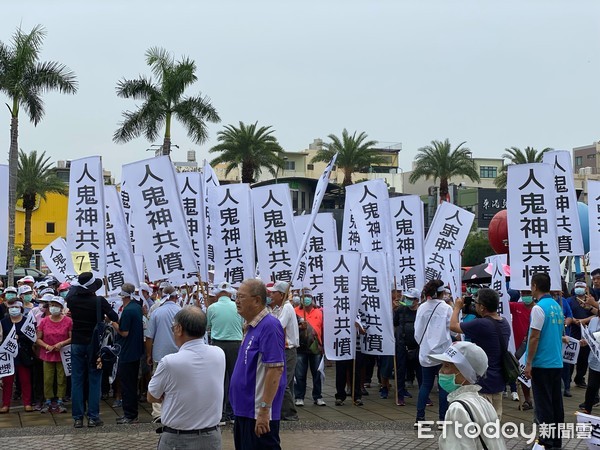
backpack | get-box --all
[89,297,121,368]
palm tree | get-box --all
[494,146,552,188]
[114,47,220,156]
[409,139,480,203]
[209,121,285,183]
[0,25,77,283]
[311,129,384,187]
[17,150,67,264]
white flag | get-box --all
[252,184,298,284]
[21,312,37,343]
[322,251,361,360]
[359,252,395,356]
[203,161,220,273]
[0,352,15,379]
[424,202,474,282]
[67,156,106,277]
[121,156,198,283]
[209,184,255,285]
[489,255,516,353]
[41,238,77,283]
[294,213,338,307]
[543,151,584,256]
[60,345,72,377]
[389,195,425,291]
[507,164,561,290]
[341,199,361,252]
[0,325,18,359]
[104,186,139,294]
[442,249,462,302]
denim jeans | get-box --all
[71,343,102,421]
[294,352,323,401]
[416,364,448,421]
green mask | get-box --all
[59,291,68,299]
[23,294,33,302]
[438,373,462,393]
[5,293,16,300]
[404,299,414,307]
[522,296,533,305]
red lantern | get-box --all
[488,209,508,254]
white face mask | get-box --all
[49,306,62,316]
[9,307,21,317]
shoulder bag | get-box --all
[451,399,489,450]
[417,302,442,346]
[486,316,520,384]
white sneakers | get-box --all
[315,398,326,406]
[295,399,304,406]
[511,392,519,402]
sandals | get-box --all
[520,401,533,411]
[24,406,34,412]
[0,406,9,414]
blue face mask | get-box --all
[5,293,16,301]
[575,288,586,296]
[521,296,533,305]
[292,296,300,305]
[303,297,312,307]
[404,299,414,307]
[266,297,272,305]
[59,291,68,299]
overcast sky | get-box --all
[1,0,599,181]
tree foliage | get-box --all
[462,231,494,266]
[494,146,552,188]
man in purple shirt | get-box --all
[230,279,286,450]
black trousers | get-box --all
[212,340,241,419]
[233,416,280,450]
[574,345,591,384]
[117,360,140,419]
[334,352,363,402]
[584,368,600,413]
[531,367,564,449]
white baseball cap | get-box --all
[18,285,33,295]
[267,280,289,294]
[404,288,421,299]
[429,341,488,384]
[139,282,152,294]
[21,275,35,284]
[215,281,235,295]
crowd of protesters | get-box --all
[1,268,598,449]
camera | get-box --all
[463,295,477,316]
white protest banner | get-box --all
[60,344,72,377]
[0,325,18,359]
[489,255,516,353]
[543,150,584,257]
[134,254,145,285]
[359,252,395,356]
[507,164,561,290]
[588,181,600,266]
[562,336,581,365]
[389,195,425,291]
[424,202,474,282]
[341,199,361,252]
[104,186,140,294]
[67,156,106,277]
[252,184,298,284]
[21,312,37,343]
[517,353,532,388]
[442,250,462,303]
[41,237,77,283]
[203,161,220,274]
[119,179,145,280]
[576,412,599,448]
[0,165,8,275]
[295,213,338,307]
[345,180,394,271]
[583,325,600,363]
[177,173,208,281]
[0,352,15,379]
[209,184,255,285]
[323,251,361,361]
[122,156,198,283]
[291,153,338,287]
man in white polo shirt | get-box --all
[148,307,225,450]
[267,280,300,421]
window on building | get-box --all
[307,164,314,171]
[284,161,295,171]
[479,166,498,178]
[46,222,55,234]
[588,154,596,159]
[575,156,583,166]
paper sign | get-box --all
[517,353,532,388]
[562,336,581,365]
[0,325,18,358]
[71,251,92,274]
[0,351,14,379]
[21,313,37,343]
[60,345,72,377]
[576,411,598,449]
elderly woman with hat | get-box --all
[36,295,72,413]
[429,341,506,450]
[0,298,36,413]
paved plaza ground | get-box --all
[0,365,592,449]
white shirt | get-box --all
[271,302,299,348]
[148,339,225,430]
[439,385,507,450]
[414,299,452,367]
[530,304,545,330]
